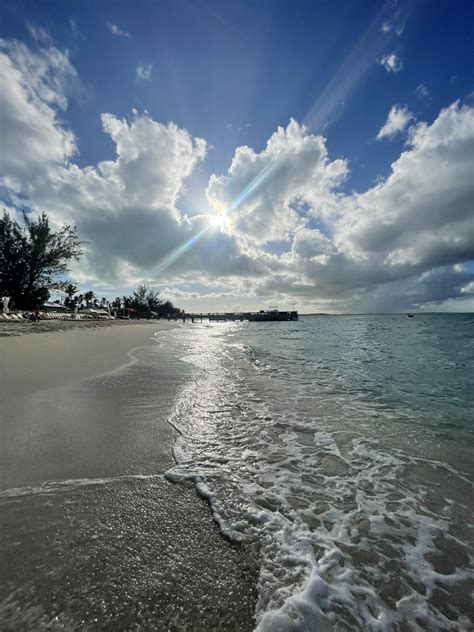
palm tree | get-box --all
[64,282,78,307]
[122,295,131,316]
[84,290,95,306]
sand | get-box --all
[0,321,258,630]
[0,319,178,399]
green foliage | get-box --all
[53,280,79,307]
[74,286,183,318]
[0,210,84,308]
[122,284,183,318]
[83,290,96,305]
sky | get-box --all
[1,0,473,313]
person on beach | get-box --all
[33,305,40,321]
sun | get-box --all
[208,212,227,229]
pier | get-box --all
[176,310,298,323]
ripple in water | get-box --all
[165,316,474,631]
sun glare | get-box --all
[208,212,227,229]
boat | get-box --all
[407,313,414,318]
[248,307,298,321]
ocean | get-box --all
[165,314,474,631]
[1,315,472,631]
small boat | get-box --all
[407,313,414,318]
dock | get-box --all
[177,310,298,322]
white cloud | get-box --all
[415,83,430,99]
[29,111,215,283]
[376,104,414,140]
[0,42,262,288]
[379,53,403,73]
[106,22,131,39]
[207,102,474,311]
[338,102,474,270]
[69,19,85,41]
[206,119,348,244]
[25,23,52,45]
[0,38,78,188]
[0,36,472,312]
[461,281,474,294]
[381,22,391,33]
[136,62,152,81]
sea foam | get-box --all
[165,317,474,631]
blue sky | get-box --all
[1,0,473,312]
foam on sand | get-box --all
[164,320,474,631]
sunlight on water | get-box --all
[166,315,474,631]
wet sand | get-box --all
[0,323,258,630]
[0,319,177,399]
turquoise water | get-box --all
[166,314,474,631]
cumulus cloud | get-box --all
[27,111,214,282]
[337,102,474,269]
[106,22,131,39]
[379,53,403,73]
[376,104,414,140]
[207,102,474,311]
[461,280,474,294]
[0,38,78,188]
[136,62,152,81]
[1,36,472,312]
[0,38,265,289]
[206,119,348,244]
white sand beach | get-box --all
[0,320,177,400]
[0,321,257,630]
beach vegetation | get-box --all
[109,285,183,318]
[83,290,96,306]
[0,210,85,309]
[52,280,79,307]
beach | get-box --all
[1,314,473,631]
[163,315,474,630]
[0,320,258,631]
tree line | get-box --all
[0,210,183,317]
[61,282,183,319]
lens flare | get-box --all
[208,212,227,229]
[152,226,210,277]
[209,213,226,228]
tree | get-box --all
[128,284,164,317]
[161,300,175,317]
[147,288,162,312]
[0,211,84,308]
[98,286,181,319]
[61,281,79,307]
[84,290,96,305]
[130,284,148,311]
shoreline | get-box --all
[0,320,178,400]
[0,322,258,630]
